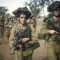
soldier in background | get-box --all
[16,17,20,25]
[40,1,60,60]
[12,16,20,27]
[11,16,17,27]
[28,15,36,28]
[5,17,12,39]
[0,17,4,37]
[5,17,11,25]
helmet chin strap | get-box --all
[20,22,26,25]
[53,13,60,17]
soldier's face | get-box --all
[53,9,60,17]
[9,18,11,21]
[17,17,19,20]
[32,17,35,19]
[19,14,27,25]
[13,18,15,21]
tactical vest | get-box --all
[45,17,60,42]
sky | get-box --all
[0,0,28,14]
[0,0,60,16]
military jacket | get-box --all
[9,23,38,56]
[40,16,60,42]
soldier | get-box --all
[29,15,36,28]
[0,17,4,37]
[40,1,60,60]
[14,17,20,27]
[5,17,12,39]
[12,16,20,27]
[16,17,20,23]
[9,7,38,60]
[11,16,17,27]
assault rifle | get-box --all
[10,25,31,55]
[48,20,60,34]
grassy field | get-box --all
[0,18,48,60]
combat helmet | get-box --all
[12,7,31,20]
[47,1,60,12]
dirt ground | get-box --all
[0,18,48,60]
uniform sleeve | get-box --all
[28,25,38,45]
[5,21,11,28]
[40,21,50,34]
[9,27,16,47]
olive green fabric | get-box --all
[40,16,60,60]
[29,19,36,28]
[47,42,60,60]
[12,20,19,27]
[5,19,19,39]
[5,20,12,39]
[9,23,38,60]
[47,1,60,12]
[15,53,33,60]
[0,27,4,37]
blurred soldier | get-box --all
[40,1,60,60]
[16,17,20,25]
[12,16,20,27]
[29,15,36,28]
[11,16,17,27]
[9,7,38,60]
[0,17,4,37]
[5,17,12,39]
[5,17,11,25]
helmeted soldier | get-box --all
[28,15,36,28]
[9,7,38,60]
[11,16,17,27]
[16,17,20,25]
[5,17,12,39]
[40,1,60,60]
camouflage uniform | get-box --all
[29,15,36,28]
[14,17,20,27]
[11,16,19,27]
[15,20,20,26]
[9,23,38,60]
[5,18,12,39]
[12,20,17,27]
[5,17,17,39]
[9,7,38,60]
[40,1,60,60]
[29,19,36,28]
